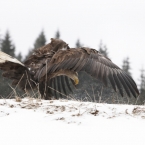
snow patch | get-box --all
[0,98,145,145]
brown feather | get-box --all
[0,38,139,99]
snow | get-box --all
[0,98,145,145]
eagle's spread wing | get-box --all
[38,47,139,98]
[0,38,140,99]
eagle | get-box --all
[0,38,139,100]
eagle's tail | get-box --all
[0,51,36,91]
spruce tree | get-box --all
[0,31,16,98]
[17,52,23,62]
[75,39,82,48]
[55,30,60,39]
[99,40,109,57]
[139,68,145,104]
[34,31,46,49]
[122,57,131,76]
[25,31,46,60]
[140,69,145,91]
[1,31,15,57]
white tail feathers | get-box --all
[0,51,24,66]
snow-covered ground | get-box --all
[0,98,145,145]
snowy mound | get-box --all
[0,98,145,145]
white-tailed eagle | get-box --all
[0,38,139,99]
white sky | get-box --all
[0,0,145,84]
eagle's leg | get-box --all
[44,92,52,100]
[39,83,44,99]
[39,82,52,100]
[44,81,52,100]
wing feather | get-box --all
[116,71,131,97]
[113,69,124,97]
[60,76,67,96]
[53,77,58,99]
[108,68,117,92]
[64,76,73,93]
[101,65,108,87]
[122,71,139,94]
[120,72,138,97]
[37,48,139,98]
[57,76,63,98]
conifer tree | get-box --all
[99,40,109,57]
[140,69,145,91]
[0,31,16,98]
[1,31,15,57]
[25,31,46,60]
[17,52,23,62]
[139,68,145,104]
[75,39,82,48]
[122,57,131,76]
[34,31,46,49]
[55,30,60,39]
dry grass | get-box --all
[0,75,144,107]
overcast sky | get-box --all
[0,0,145,84]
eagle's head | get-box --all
[50,38,70,52]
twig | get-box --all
[47,86,71,100]
[25,70,36,98]
[98,85,103,103]
[91,84,96,102]
[85,90,92,102]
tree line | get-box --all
[0,30,144,104]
